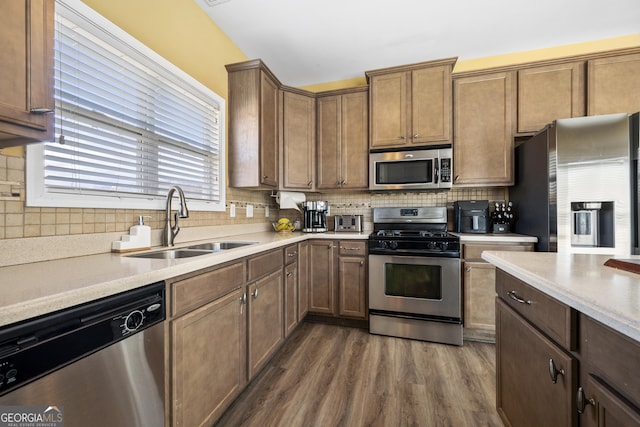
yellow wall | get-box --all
[81,0,247,99]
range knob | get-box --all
[378,240,388,249]
[389,240,398,250]
[438,242,449,251]
[427,241,437,250]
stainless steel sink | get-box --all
[126,241,256,259]
[127,249,215,259]
[184,241,256,251]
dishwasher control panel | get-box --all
[0,282,165,397]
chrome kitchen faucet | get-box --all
[163,186,190,246]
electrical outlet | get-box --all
[246,204,253,218]
[229,203,236,217]
[265,206,270,217]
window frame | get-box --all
[26,0,226,212]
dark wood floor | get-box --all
[215,322,503,427]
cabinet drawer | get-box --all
[496,269,575,350]
[248,249,284,281]
[338,241,366,256]
[171,261,245,317]
[463,242,533,260]
[284,244,298,265]
[580,314,640,407]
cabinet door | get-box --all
[284,262,298,337]
[340,90,369,189]
[308,240,336,314]
[171,288,246,427]
[588,53,640,116]
[297,241,309,320]
[260,71,279,187]
[338,256,367,319]
[369,72,409,148]
[518,62,585,133]
[463,261,496,338]
[411,65,452,144]
[496,299,577,427]
[0,0,54,145]
[580,375,640,427]
[282,90,314,190]
[453,72,516,186]
[316,95,342,189]
[247,270,284,379]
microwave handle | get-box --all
[434,159,440,184]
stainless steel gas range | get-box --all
[368,207,462,346]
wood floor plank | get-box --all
[215,323,503,427]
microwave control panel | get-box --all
[440,158,451,183]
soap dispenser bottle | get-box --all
[111,215,152,252]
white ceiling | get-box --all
[195,0,640,87]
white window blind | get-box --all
[27,0,225,211]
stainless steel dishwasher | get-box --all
[0,282,165,427]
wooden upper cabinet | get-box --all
[453,71,516,186]
[587,52,640,116]
[281,88,315,190]
[366,58,455,149]
[226,60,280,189]
[316,88,368,190]
[0,0,55,147]
[517,61,585,133]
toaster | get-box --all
[334,215,363,232]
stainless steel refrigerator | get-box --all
[510,112,639,255]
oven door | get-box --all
[368,254,461,319]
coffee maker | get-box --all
[302,201,328,232]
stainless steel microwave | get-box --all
[369,146,453,191]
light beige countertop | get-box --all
[0,230,368,328]
[482,251,640,342]
[455,232,538,243]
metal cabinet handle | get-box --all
[263,175,268,180]
[548,359,565,384]
[340,180,346,185]
[328,244,336,249]
[251,288,259,299]
[340,247,360,251]
[360,261,364,266]
[413,133,420,139]
[399,136,408,140]
[307,181,312,187]
[465,266,472,272]
[576,387,595,414]
[287,252,297,257]
[286,272,293,277]
[30,108,54,114]
[240,293,247,314]
[454,175,460,182]
[507,290,532,305]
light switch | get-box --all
[265,206,270,217]
[229,203,236,217]
[246,204,253,217]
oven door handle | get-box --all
[434,159,440,184]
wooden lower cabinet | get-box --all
[308,240,336,314]
[247,269,284,379]
[338,255,367,318]
[496,299,577,427]
[463,261,496,340]
[308,240,368,320]
[170,287,246,427]
[462,242,533,342]
[578,314,640,427]
[496,268,640,427]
